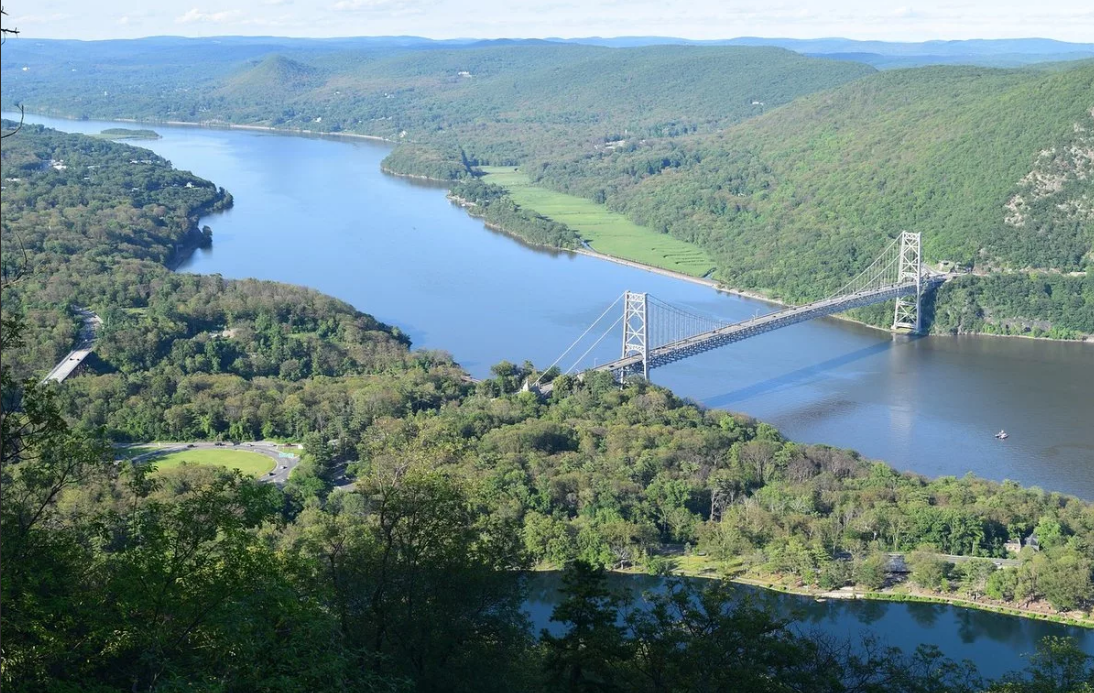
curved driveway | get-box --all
[124,441,301,484]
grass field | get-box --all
[149,448,275,477]
[480,167,716,278]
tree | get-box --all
[541,560,628,692]
[987,637,1094,693]
[1038,550,1093,612]
[625,580,813,692]
[908,550,952,591]
[855,552,890,591]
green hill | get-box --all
[3,43,875,151]
[530,62,1094,336]
[221,55,326,98]
[4,41,1089,335]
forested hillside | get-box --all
[3,42,876,163]
[524,62,1094,337]
[6,42,1089,336]
[3,123,1093,692]
[0,124,435,419]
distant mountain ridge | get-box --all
[2,37,1089,337]
[4,36,1091,70]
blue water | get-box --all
[15,112,1092,499]
[524,573,1092,681]
[14,111,1094,678]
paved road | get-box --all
[123,441,302,484]
[42,307,102,384]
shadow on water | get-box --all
[522,572,1093,680]
[703,338,902,408]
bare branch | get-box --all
[1,103,25,139]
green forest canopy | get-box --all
[2,112,1093,693]
[4,42,1089,336]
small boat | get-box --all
[995,430,1009,440]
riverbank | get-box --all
[380,166,453,183]
[21,111,1087,342]
[166,193,234,270]
[606,559,1094,630]
[28,110,397,144]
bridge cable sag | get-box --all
[543,232,933,381]
[821,236,902,302]
[531,292,624,386]
[565,313,625,375]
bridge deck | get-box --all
[594,278,942,375]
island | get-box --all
[95,127,161,140]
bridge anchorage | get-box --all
[533,232,944,388]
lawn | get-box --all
[479,167,716,278]
[149,448,276,477]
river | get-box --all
[524,572,1090,681]
[13,112,1094,677]
[20,113,1090,499]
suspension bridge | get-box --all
[535,232,946,386]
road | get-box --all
[42,307,102,384]
[123,441,302,484]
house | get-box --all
[886,554,910,574]
[1023,532,1040,552]
[1005,531,1040,554]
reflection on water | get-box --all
[523,573,1093,680]
[13,111,1092,500]
[704,339,896,407]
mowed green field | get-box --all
[480,167,715,278]
[150,448,276,477]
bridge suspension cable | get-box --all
[646,295,729,350]
[538,232,937,386]
[531,292,624,386]
[821,236,903,301]
[565,313,625,375]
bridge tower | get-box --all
[622,291,649,381]
[891,231,923,333]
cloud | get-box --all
[13,12,75,23]
[176,8,245,24]
[331,0,421,12]
[262,0,294,5]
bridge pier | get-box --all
[891,231,923,333]
[621,291,649,382]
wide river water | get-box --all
[22,113,1090,499]
[17,114,1093,675]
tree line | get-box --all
[3,120,1093,692]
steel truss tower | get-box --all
[891,231,923,333]
[621,291,649,381]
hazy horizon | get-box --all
[6,33,1094,46]
[5,0,1093,43]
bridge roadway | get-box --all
[594,277,945,376]
[41,307,102,384]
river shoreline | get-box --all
[18,112,1090,342]
[598,565,1094,629]
[22,110,397,143]
[380,166,453,182]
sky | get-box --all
[5,0,1094,43]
